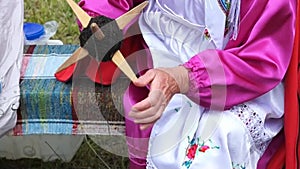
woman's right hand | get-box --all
[128,66,189,130]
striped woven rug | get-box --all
[13,45,128,136]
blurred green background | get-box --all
[24,0,81,44]
[0,0,129,169]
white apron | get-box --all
[138,0,284,168]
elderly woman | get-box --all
[75,0,297,168]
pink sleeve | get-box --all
[77,0,145,30]
[183,0,297,109]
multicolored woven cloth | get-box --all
[13,45,127,136]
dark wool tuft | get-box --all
[79,16,123,62]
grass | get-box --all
[0,0,129,168]
[0,136,129,169]
[24,0,80,44]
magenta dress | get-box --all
[77,0,296,168]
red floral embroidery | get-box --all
[199,145,210,152]
[182,137,220,169]
[187,144,198,159]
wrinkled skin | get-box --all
[128,66,189,130]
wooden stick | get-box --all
[116,1,149,29]
[112,50,137,81]
[55,47,89,73]
[90,23,105,40]
[65,0,91,28]
[108,2,149,81]
[58,1,149,81]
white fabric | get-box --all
[139,0,216,68]
[146,87,283,169]
[0,0,24,137]
[139,0,284,168]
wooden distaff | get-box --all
[65,0,91,28]
[56,0,149,81]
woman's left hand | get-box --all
[128,66,189,130]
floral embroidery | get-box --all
[174,107,181,112]
[203,28,211,40]
[217,0,231,14]
[182,137,220,168]
[218,0,232,36]
[232,162,246,169]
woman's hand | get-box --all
[128,66,189,130]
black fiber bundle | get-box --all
[79,16,123,62]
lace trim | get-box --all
[146,160,155,169]
[230,104,271,152]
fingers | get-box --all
[133,69,155,87]
[130,101,166,130]
[131,97,152,112]
[133,103,166,124]
[129,90,167,124]
[139,123,153,130]
[128,68,180,129]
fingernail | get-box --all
[131,107,138,112]
[140,125,145,130]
